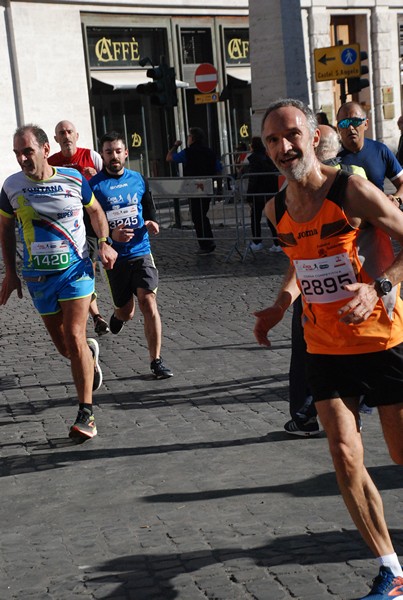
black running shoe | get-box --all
[87,337,103,391]
[93,314,110,336]
[284,417,320,437]
[150,357,173,379]
[69,407,97,440]
[196,245,216,255]
[109,313,125,335]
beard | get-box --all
[274,151,314,182]
[106,160,123,173]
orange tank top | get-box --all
[275,170,403,354]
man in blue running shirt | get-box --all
[89,131,173,379]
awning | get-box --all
[91,70,189,91]
[225,66,251,84]
[220,66,251,101]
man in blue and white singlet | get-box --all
[89,131,173,380]
[0,124,117,440]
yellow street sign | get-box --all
[195,92,220,104]
[314,43,361,82]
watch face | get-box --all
[381,279,393,294]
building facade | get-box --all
[0,0,249,182]
[250,0,403,149]
[2,1,403,184]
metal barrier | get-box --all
[149,175,245,260]
[148,171,282,261]
[236,171,281,260]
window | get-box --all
[180,29,213,65]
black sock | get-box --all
[80,403,93,414]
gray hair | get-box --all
[14,124,49,146]
[261,98,318,137]
[316,126,341,162]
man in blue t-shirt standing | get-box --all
[166,127,221,254]
[89,131,173,379]
[337,101,403,205]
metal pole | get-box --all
[339,79,347,104]
[206,103,212,147]
[141,105,150,178]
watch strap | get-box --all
[97,236,112,246]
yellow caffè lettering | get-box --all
[95,36,140,63]
[228,38,249,60]
[131,133,142,148]
[130,38,139,61]
[112,42,121,60]
[240,124,249,138]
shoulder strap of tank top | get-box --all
[326,168,352,206]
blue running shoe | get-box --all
[360,566,403,599]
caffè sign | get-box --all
[87,27,166,68]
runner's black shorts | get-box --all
[86,236,98,263]
[306,342,403,406]
[105,254,158,308]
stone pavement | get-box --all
[0,232,402,600]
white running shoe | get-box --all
[87,338,103,391]
[250,242,264,252]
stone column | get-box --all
[249,0,309,134]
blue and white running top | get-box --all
[0,167,94,277]
[89,168,151,261]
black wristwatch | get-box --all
[374,277,393,297]
[97,236,113,247]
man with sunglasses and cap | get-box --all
[337,102,403,206]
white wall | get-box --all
[10,3,93,151]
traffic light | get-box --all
[347,51,369,95]
[137,59,177,107]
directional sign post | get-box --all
[314,43,361,82]
[194,63,218,94]
[194,92,219,104]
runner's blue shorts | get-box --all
[24,258,94,316]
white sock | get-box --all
[377,553,403,576]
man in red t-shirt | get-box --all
[49,120,109,335]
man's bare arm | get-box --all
[339,175,403,324]
[253,263,300,347]
[85,199,118,270]
[0,215,22,304]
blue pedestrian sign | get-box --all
[341,47,358,66]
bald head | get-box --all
[54,120,79,158]
[336,102,368,153]
[336,102,366,121]
[316,125,341,162]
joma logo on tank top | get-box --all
[297,228,318,239]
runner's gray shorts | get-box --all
[306,342,403,406]
[105,254,158,308]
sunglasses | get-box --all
[337,117,366,129]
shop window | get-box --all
[181,29,213,65]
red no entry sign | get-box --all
[194,63,218,94]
